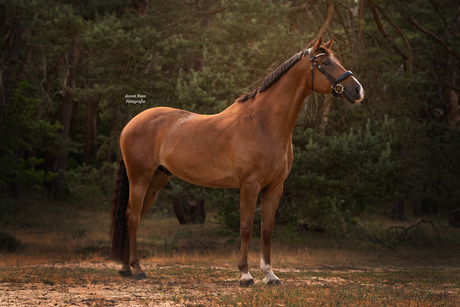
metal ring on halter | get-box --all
[333,84,344,95]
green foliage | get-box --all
[2,0,459,233]
[66,162,118,200]
[0,198,13,224]
[278,118,458,233]
[209,188,242,234]
[0,82,60,196]
[0,231,21,252]
[294,120,402,208]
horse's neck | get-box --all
[252,62,311,140]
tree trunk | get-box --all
[318,96,332,134]
[84,98,96,165]
[172,195,206,225]
[444,55,459,129]
[448,203,460,228]
[390,200,407,221]
[49,44,80,200]
[412,200,423,217]
[0,6,26,132]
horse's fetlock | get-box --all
[238,261,248,272]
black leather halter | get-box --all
[307,48,353,97]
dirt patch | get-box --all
[1,262,233,306]
[1,262,459,306]
[2,280,210,306]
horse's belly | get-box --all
[164,156,240,188]
[177,171,240,189]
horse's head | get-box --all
[307,37,364,103]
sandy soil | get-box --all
[0,261,353,306]
[2,260,460,306]
[1,262,192,306]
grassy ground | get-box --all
[0,197,459,306]
[1,262,459,306]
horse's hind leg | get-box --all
[259,182,283,285]
[122,168,171,280]
[125,177,151,280]
[140,167,172,220]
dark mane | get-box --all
[237,50,306,103]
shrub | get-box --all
[215,117,459,235]
[0,81,60,197]
[66,161,118,200]
[0,231,21,252]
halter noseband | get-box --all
[307,48,353,97]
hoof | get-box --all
[133,273,147,280]
[119,270,133,278]
[239,279,254,287]
[266,279,282,286]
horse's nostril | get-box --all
[353,85,364,103]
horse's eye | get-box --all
[324,60,331,66]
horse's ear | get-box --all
[312,36,323,52]
[323,38,334,50]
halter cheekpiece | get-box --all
[307,48,353,97]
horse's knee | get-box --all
[261,226,273,244]
[240,223,253,239]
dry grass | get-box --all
[1,197,459,305]
[1,261,459,306]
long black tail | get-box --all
[110,158,130,263]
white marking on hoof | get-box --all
[260,258,280,284]
[240,272,253,281]
[240,272,254,286]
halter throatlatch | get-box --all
[307,48,353,97]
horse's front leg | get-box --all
[259,182,283,285]
[237,181,260,286]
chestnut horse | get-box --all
[111,37,364,285]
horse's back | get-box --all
[119,103,292,188]
[120,107,195,174]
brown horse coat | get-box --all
[111,37,364,284]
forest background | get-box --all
[1,0,459,239]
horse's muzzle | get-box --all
[342,79,364,104]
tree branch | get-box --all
[367,0,413,72]
[366,208,460,249]
[428,0,460,43]
[410,16,460,60]
[358,0,364,39]
[306,3,334,47]
[370,6,409,65]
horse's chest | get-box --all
[245,141,292,175]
